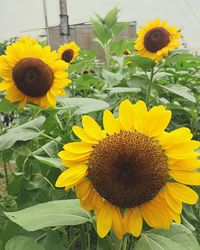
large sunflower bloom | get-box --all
[56,100,200,239]
[0,37,71,109]
[135,18,181,62]
[57,41,80,64]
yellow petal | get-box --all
[72,126,98,144]
[167,205,181,224]
[111,207,124,239]
[55,165,88,188]
[168,158,200,171]
[158,128,192,149]
[169,171,200,185]
[61,159,88,168]
[166,141,200,159]
[80,188,100,211]
[58,150,90,161]
[6,86,24,102]
[151,195,172,229]
[123,209,132,233]
[63,142,93,154]
[96,202,113,238]
[119,99,134,131]
[0,81,12,90]
[129,207,143,237]
[47,91,56,108]
[166,182,198,204]
[18,97,28,109]
[141,202,160,228]
[76,179,91,198]
[82,115,104,141]
[163,186,182,213]
[141,194,172,229]
[132,100,147,132]
[103,109,120,135]
[142,106,171,137]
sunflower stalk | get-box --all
[3,157,9,193]
[145,66,155,105]
[115,238,123,250]
[104,42,111,70]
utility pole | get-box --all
[59,0,70,44]
[43,0,49,44]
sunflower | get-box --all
[17,35,38,45]
[0,37,71,109]
[57,41,80,64]
[135,18,181,62]
[56,100,200,239]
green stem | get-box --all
[71,81,75,97]
[105,43,110,70]
[3,159,9,193]
[145,67,155,105]
[115,238,122,250]
[122,236,128,250]
[41,133,63,146]
[55,114,64,132]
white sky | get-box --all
[0,0,200,50]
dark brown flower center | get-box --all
[12,58,53,97]
[62,49,74,63]
[88,131,168,208]
[144,27,170,53]
[123,50,130,55]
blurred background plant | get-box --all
[0,7,200,250]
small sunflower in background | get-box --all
[0,36,71,109]
[135,18,181,62]
[56,99,200,239]
[123,49,131,55]
[57,41,80,64]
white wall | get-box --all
[0,0,200,50]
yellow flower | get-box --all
[0,37,71,109]
[57,41,80,63]
[56,100,200,239]
[17,35,38,45]
[135,18,181,62]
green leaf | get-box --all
[102,69,124,86]
[33,156,62,169]
[165,53,200,64]
[0,99,18,112]
[136,224,200,250]
[5,236,44,250]
[58,97,109,114]
[4,199,91,231]
[159,84,196,103]
[112,22,131,36]
[104,7,120,28]
[108,87,141,94]
[92,21,112,44]
[33,137,61,158]
[42,230,66,250]
[0,116,45,151]
[134,234,182,250]
[111,39,131,55]
[125,56,155,71]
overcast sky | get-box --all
[0,0,200,50]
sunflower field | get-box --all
[1,7,200,250]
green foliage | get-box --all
[0,117,45,151]
[4,200,91,231]
[0,7,200,250]
[5,236,44,250]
